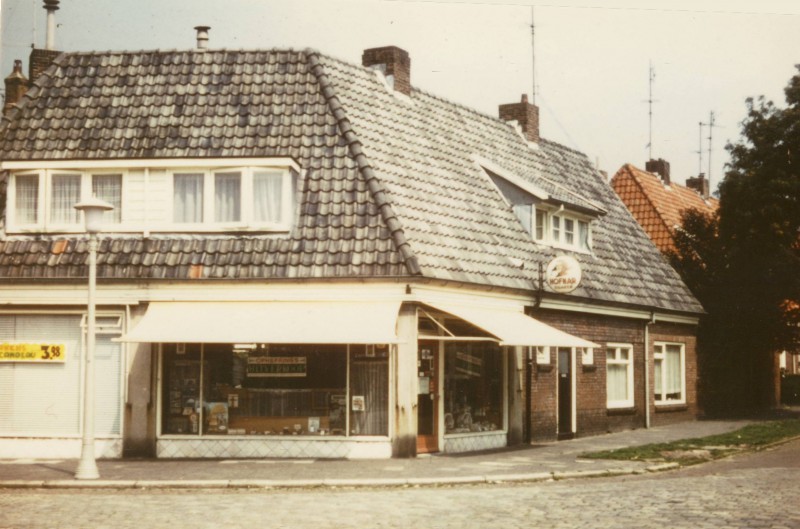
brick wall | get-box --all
[527,309,699,441]
[361,46,411,96]
[498,94,540,144]
[29,48,61,83]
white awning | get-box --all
[118,301,401,344]
[423,302,599,348]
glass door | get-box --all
[417,341,438,453]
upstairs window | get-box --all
[50,173,81,225]
[170,167,295,229]
[14,174,39,225]
[92,174,122,224]
[513,204,591,251]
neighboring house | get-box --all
[0,10,703,460]
[610,160,719,255]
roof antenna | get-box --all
[695,122,704,175]
[701,111,718,189]
[645,62,657,159]
[530,6,536,104]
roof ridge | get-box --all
[304,49,421,277]
[618,164,679,237]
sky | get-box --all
[1,0,799,193]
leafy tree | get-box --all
[669,65,800,414]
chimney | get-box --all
[29,1,62,84]
[686,173,710,198]
[3,60,29,115]
[499,94,540,144]
[194,26,210,50]
[362,46,411,96]
[44,0,60,50]
[645,158,671,185]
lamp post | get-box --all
[74,197,114,480]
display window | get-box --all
[161,343,388,437]
[443,342,503,434]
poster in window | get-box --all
[351,395,366,412]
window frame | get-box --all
[606,343,634,409]
[168,166,296,231]
[6,169,126,233]
[653,342,686,406]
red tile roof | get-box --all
[611,164,719,254]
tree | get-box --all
[669,65,800,414]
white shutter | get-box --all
[0,315,82,435]
[95,334,122,435]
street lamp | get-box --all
[74,197,114,480]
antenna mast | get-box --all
[700,111,717,188]
[696,122,704,175]
[530,6,536,104]
[647,62,656,160]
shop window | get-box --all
[654,342,685,405]
[161,343,388,437]
[606,344,633,408]
[443,342,503,434]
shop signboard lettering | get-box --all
[246,356,307,377]
[0,342,66,363]
[545,255,582,294]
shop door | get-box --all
[557,348,574,440]
[417,342,438,453]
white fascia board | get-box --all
[472,155,549,200]
[539,298,700,325]
[1,157,302,172]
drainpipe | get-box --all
[644,312,655,428]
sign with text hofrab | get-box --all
[0,343,67,363]
[246,356,307,377]
[545,255,582,294]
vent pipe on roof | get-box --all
[194,26,210,50]
[43,0,60,51]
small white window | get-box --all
[654,342,686,405]
[214,171,242,222]
[51,173,81,225]
[564,218,575,245]
[534,346,550,364]
[552,215,561,242]
[578,220,590,250]
[534,209,546,241]
[14,174,39,225]
[606,344,633,408]
[92,174,122,224]
[253,171,284,223]
[173,173,204,223]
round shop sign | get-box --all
[545,255,582,294]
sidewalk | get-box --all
[0,419,755,489]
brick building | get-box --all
[0,5,702,459]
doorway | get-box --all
[557,347,574,440]
[417,341,438,453]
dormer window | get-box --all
[513,203,591,251]
[3,158,300,234]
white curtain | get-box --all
[349,358,389,436]
[92,174,122,223]
[15,174,39,224]
[51,174,81,224]
[214,172,241,222]
[173,173,204,223]
[579,221,590,249]
[253,171,283,223]
[665,346,683,397]
[606,351,629,403]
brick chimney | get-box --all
[499,94,540,144]
[29,1,61,83]
[362,46,411,96]
[686,173,710,198]
[3,60,29,115]
[645,158,671,185]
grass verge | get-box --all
[580,419,800,466]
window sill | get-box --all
[655,403,688,413]
[606,406,635,416]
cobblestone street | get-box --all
[2,438,799,529]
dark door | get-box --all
[417,342,438,453]
[558,347,574,440]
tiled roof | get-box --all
[0,48,702,314]
[611,164,719,254]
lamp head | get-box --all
[74,197,114,234]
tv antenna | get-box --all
[645,62,658,159]
[530,6,537,104]
[695,122,704,175]
[700,111,719,188]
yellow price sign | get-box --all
[0,343,67,363]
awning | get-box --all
[422,302,600,348]
[118,301,401,344]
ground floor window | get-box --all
[654,342,685,404]
[443,342,503,434]
[606,344,633,408]
[161,343,389,437]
